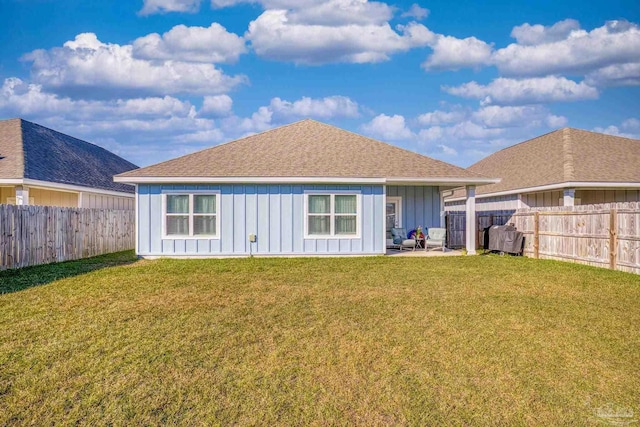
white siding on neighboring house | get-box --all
[576,189,640,205]
[446,188,640,213]
[445,194,519,212]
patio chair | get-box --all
[424,227,446,252]
[390,228,417,251]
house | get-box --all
[445,128,640,212]
[114,119,497,257]
[0,118,138,209]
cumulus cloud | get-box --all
[269,95,360,119]
[585,62,640,87]
[416,109,466,126]
[139,0,201,15]
[0,77,196,121]
[246,11,434,64]
[471,105,567,128]
[494,20,640,77]
[422,34,493,71]
[443,76,599,105]
[593,117,640,139]
[413,103,568,165]
[401,4,429,20]
[360,114,414,140]
[200,95,233,117]
[510,19,581,45]
[22,33,247,97]
[218,95,361,134]
[132,23,246,63]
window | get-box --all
[305,193,359,238]
[164,193,218,238]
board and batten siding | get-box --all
[137,184,386,256]
[386,185,442,229]
[445,194,520,212]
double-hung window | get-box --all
[164,193,219,238]
[306,193,359,238]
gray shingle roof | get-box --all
[116,119,490,181]
[0,118,138,193]
[449,127,640,199]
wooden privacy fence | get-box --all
[446,202,640,274]
[446,210,515,249]
[0,204,134,270]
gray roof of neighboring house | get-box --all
[116,119,490,181]
[449,127,640,199]
[0,118,138,194]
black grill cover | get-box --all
[487,225,524,254]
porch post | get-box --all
[439,189,446,227]
[563,188,575,207]
[465,185,476,255]
[15,185,29,205]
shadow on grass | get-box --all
[0,250,138,294]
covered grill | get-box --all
[484,225,524,255]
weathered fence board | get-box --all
[0,205,134,270]
[447,202,640,274]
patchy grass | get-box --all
[0,252,639,425]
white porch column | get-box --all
[439,190,446,227]
[563,188,575,207]
[465,185,476,255]
[15,185,29,205]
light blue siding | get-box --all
[386,185,442,231]
[137,184,386,256]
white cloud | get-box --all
[269,95,360,119]
[23,33,247,97]
[245,10,434,64]
[285,0,393,26]
[0,77,196,121]
[545,114,568,128]
[416,109,465,126]
[593,118,640,139]
[471,105,566,128]
[401,4,429,20]
[139,0,201,15]
[510,19,581,45]
[200,95,233,117]
[585,62,640,87]
[494,20,640,77]
[443,76,599,105]
[422,35,493,71]
[437,144,457,155]
[412,103,569,165]
[360,114,414,140]
[218,94,360,134]
[132,23,246,63]
[621,118,640,132]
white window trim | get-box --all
[386,196,402,228]
[304,191,361,239]
[162,191,220,239]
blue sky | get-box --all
[1,0,638,167]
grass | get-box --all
[0,252,639,425]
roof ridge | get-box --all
[562,127,575,182]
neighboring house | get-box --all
[0,118,138,209]
[446,128,640,212]
[115,119,497,257]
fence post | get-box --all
[533,211,540,259]
[609,208,617,270]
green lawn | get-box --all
[1,252,639,426]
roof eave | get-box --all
[445,181,640,202]
[114,175,500,186]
